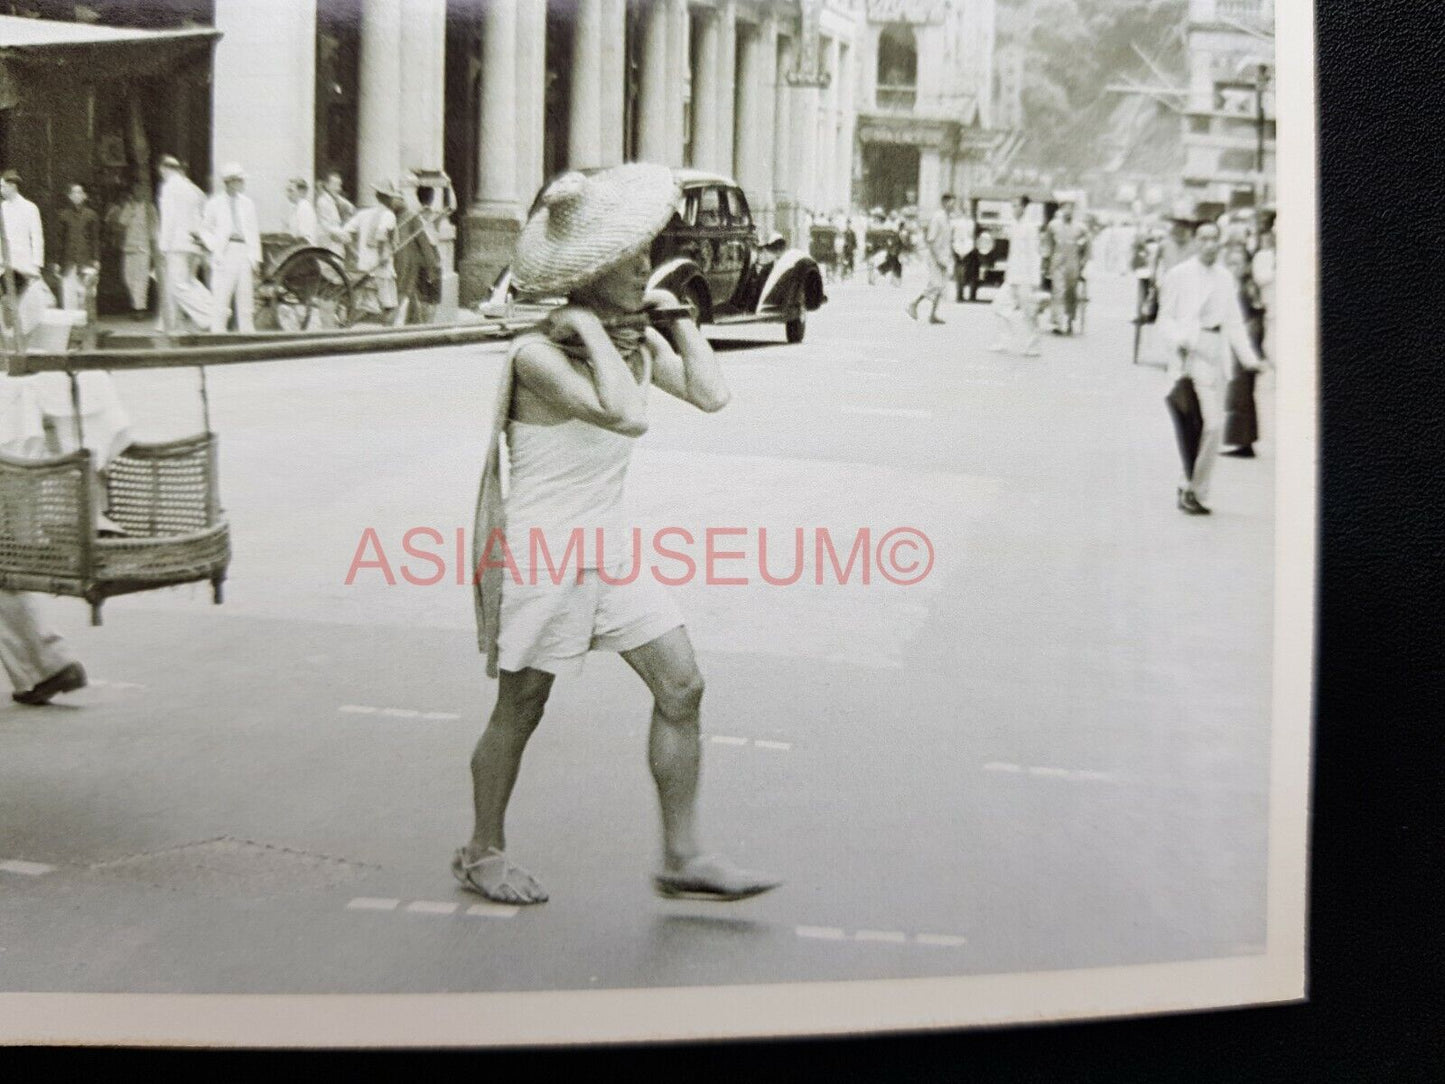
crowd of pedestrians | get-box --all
[0,157,443,338]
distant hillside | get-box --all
[996,0,1187,185]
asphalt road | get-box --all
[0,267,1275,994]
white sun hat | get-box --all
[220,162,246,181]
[512,163,680,296]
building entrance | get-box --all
[861,142,920,211]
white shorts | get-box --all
[496,568,685,677]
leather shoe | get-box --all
[1223,445,1256,458]
[12,662,88,706]
[928,316,945,324]
[1179,491,1211,516]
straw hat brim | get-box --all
[512,163,680,296]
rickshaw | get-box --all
[252,169,457,332]
[254,235,354,331]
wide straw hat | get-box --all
[220,161,246,181]
[372,178,403,202]
[512,163,680,296]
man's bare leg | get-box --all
[623,628,780,899]
[456,667,553,904]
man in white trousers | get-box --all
[155,155,208,332]
[0,378,88,705]
[1158,222,1263,515]
[203,162,261,334]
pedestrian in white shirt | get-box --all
[989,195,1043,356]
[1251,230,1276,363]
[285,177,319,246]
[906,193,956,324]
[202,162,262,333]
[951,207,977,302]
[0,169,46,288]
[316,170,355,257]
[342,180,401,320]
[1158,222,1262,515]
[156,154,209,331]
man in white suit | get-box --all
[1158,222,1263,515]
[203,162,262,333]
[155,155,208,332]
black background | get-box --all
[12,0,1445,1073]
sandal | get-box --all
[653,854,781,902]
[451,846,549,905]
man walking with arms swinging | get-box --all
[907,193,956,325]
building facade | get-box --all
[221,0,873,302]
[10,1,1003,309]
[851,0,999,214]
[1181,0,1275,210]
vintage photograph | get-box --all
[0,0,1311,1046]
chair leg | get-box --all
[212,576,225,605]
[89,599,103,626]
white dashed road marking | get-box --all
[841,406,933,419]
[405,901,459,915]
[796,926,848,941]
[346,897,400,912]
[339,705,461,721]
[710,735,792,751]
[346,897,519,919]
[0,859,56,876]
[466,901,520,919]
[795,926,968,947]
[985,761,1119,784]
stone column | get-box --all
[666,0,688,165]
[516,0,548,203]
[715,1,737,176]
[772,34,795,245]
[637,0,670,163]
[399,0,446,174]
[837,40,856,211]
[690,8,720,171]
[919,145,944,216]
[570,0,604,169]
[461,0,520,302]
[733,16,775,234]
[475,0,518,212]
[211,0,316,229]
[599,0,627,165]
[357,0,403,203]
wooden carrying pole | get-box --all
[6,306,696,376]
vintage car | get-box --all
[482,168,826,343]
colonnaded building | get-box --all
[0,0,1000,308]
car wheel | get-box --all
[785,306,806,344]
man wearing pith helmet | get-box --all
[461,162,780,906]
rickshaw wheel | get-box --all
[266,248,354,331]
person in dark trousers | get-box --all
[54,182,100,315]
[1221,241,1266,458]
[381,181,441,326]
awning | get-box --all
[0,15,218,89]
